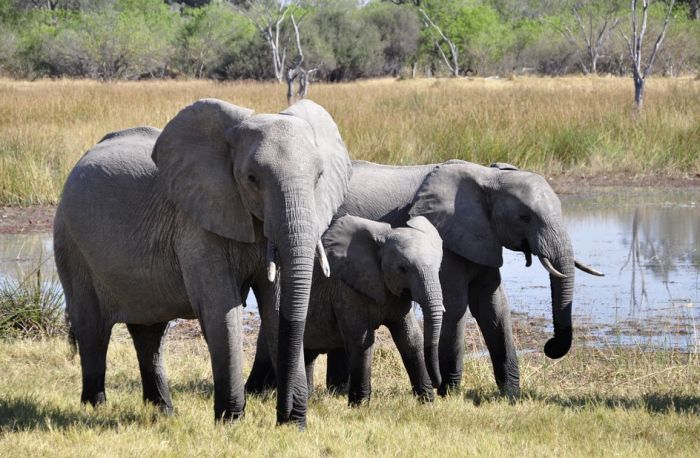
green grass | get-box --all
[0,334,698,456]
[1,76,699,205]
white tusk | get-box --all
[539,256,567,279]
[317,240,330,277]
[266,241,277,283]
[575,259,605,277]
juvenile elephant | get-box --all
[247,160,602,398]
[54,98,351,426]
[302,215,444,405]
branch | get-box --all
[643,0,675,78]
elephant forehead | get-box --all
[386,229,443,262]
[241,114,314,144]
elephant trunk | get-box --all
[273,185,316,427]
[416,270,444,389]
[535,224,575,359]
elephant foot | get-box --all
[81,391,106,407]
[413,389,435,404]
[348,393,370,407]
[215,398,246,423]
[277,413,307,431]
[216,409,245,423]
[150,400,174,416]
[437,381,460,397]
[499,384,521,403]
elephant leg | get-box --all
[325,348,349,395]
[385,313,434,403]
[127,322,173,414]
[182,249,246,422]
[469,269,520,399]
[74,319,113,407]
[245,325,276,394]
[342,323,374,407]
[304,349,321,397]
[438,254,470,396]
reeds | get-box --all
[1,76,699,205]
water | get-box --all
[501,187,699,350]
[1,187,698,350]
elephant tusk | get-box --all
[317,240,331,277]
[575,259,605,277]
[539,256,567,279]
[266,241,277,283]
[525,251,532,267]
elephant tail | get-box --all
[66,317,77,359]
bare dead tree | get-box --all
[560,1,621,74]
[392,0,459,77]
[285,13,317,105]
[235,1,295,83]
[620,0,676,113]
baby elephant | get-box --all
[303,215,445,405]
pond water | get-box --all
[1,187,698,350]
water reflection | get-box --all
[1,188,698,349]
[502,187,699,349]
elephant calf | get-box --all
[301,215,445,405]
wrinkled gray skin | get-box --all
[301,215,444,405]
[54,98,351,426]
[248,160,600,398]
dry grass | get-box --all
[0,330,699,457]
[1,76,699,205]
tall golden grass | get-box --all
[1,76,699,205]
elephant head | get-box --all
[409,160,603,360]
[152,98,351,424]
[323,215,445,387]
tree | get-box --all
[620,0,676,112]
[392,0,460,76]
[559,1,623,74]
[234,0,297,82]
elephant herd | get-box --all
[54,98,603,428]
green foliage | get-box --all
[0,0,698,79]
[0,261,65,339]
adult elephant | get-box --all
[54,98,351,426]
[247,160,602,397]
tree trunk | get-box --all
[691,0,699,20]
[634,76,645,113]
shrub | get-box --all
[0,260,65,339]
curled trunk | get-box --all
[536,226,575,359]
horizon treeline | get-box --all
[0,0,698,81]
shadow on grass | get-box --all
[461,389,700,415]
[0,394,156,432]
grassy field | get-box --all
[0,330,698,457]
[1,76,699,205]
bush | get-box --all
[0,260,65,339]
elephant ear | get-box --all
[490,162,519,171]
[322,215,392,304]
[406,215,442,247]
[152,99,255,243]
[281,100,352,238]
[409,162,503,268]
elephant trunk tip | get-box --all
[544,326,572,359]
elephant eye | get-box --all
[397,264,408,274]
[314,170,323,187]
[248,175,258,186]
[519,214,531,223]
